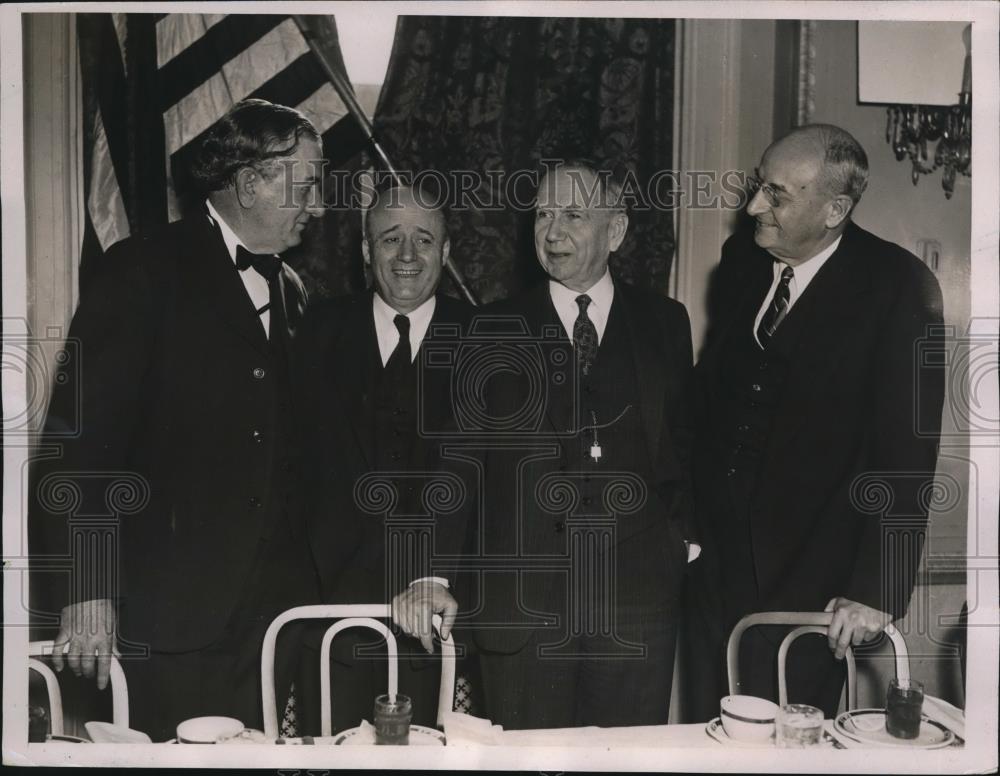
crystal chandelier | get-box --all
[884,25,972,199]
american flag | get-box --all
[77,12,367,286]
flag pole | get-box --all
[293,15,479,306]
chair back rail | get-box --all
[726,612,910,709]
[28,640,129,731]
[261,604,457,740]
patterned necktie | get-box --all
[384,314,412,378]
[573,294,599,376]
[757,265,794,348]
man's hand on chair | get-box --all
[51,598,116,690]
[824,597,892,660]
[391,581,458,654]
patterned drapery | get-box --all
[302,16,676,303]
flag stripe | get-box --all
[321,114,370,168]
[295,82,348,135]
[158,14,287,111]
[125,14,169,234]
[162,18,311,155]
[79,14,130,214]
[166,52,334,185]
[245,52,330,115]
[156,13,228,68]
[87,113,130,251]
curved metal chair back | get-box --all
[726,612,910,712]
[29,640,130,734]
[260,604,456,739]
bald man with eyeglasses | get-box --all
[681,124,945,720]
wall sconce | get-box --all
[859,22,971,199]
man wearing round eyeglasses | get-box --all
[684,124,945,719]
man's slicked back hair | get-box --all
[189,98,320,193]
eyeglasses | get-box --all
[745,174,782,208]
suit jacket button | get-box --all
[726,468,736,477]
[555,521,565,533]
[737,424,749,432]
[249,496,261,507]
[750,383,762,392]
[253,367,266,379]
[252,430,263,443]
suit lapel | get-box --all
[329,293,379,467]
[762,225,869,454]
[708,250,774,365]
[191,215,270,356]
[616,283,668,465]
[532,285,576,437]
[416,296,458,438]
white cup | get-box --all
[720,695,778,743]
[176,716,245,744]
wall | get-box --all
[22,13,84,436]
[672,19,777,352]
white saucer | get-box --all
[706,717,844,749]
[333,725,446,746]
[834,709,955,749]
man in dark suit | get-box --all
[684,124,945,719]
[295,185,473,733]
[31,99,324,741]
[463,160,697,729]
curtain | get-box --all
[364,16,676,304]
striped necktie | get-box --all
[757,265,794,348]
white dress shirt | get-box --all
[205,200,273,339]
[752,235,842,348]
[372,293,437,366]
[548,269,615,343]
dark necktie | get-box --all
[235,244,282,282]
[384,314,412,379]
[573,294,599,376]
[757,265,794,348]
[235,245,285,341]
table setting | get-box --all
[52,681,964,751]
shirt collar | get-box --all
[372,291,437,353]
[205,200,248,265]
[548,269,615,341]
[548,268,614,315]
[782,234,843,288]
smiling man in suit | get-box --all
[464,160,697,729]
[295,184,473,733]
[31,99,325,740]
[684,124,945,719]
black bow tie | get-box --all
[235,245,282,282]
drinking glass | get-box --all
[886,678,924,739]
[374,693,412,745]
[776,703,824,748]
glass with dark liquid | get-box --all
[374,694,412,745]
[886,678,924,739]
